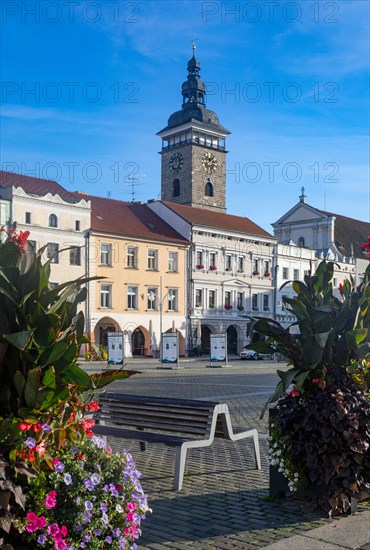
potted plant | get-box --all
[209,265,217,271]
[195,302,202,308]
[196,264,204,270]
[264,272,271,277]
[247,260,370,514]
[252,270,260,276]
[224,304,233,310]
[237,305,244,311]
[0,229,149,548]
[225,267,232,272]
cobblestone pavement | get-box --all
[102,365,370,549]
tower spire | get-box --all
[181,46,206,107]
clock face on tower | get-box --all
[169,152,184,173]
[201,152,218,173]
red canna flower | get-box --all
[362,236,370,260]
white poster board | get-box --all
[210,333,227,362]
[161,332,178,365]
[107,332,124,365]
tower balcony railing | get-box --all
[162,138,226,152]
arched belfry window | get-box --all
[49,214,58,228]
[205,180,214,197]
[298,237,305,247]
[173,178,180,197]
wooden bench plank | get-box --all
[93,393,261,490]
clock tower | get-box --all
[157,51,230,213]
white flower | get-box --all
[115,504,124,513]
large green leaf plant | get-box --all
[247,261,370,416]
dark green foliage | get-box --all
[274,384,370,512]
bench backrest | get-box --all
[96,393,222,438]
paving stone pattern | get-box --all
[104,367,368,549]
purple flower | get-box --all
[79,544,85,549]
[105,536,112,544]
[102,512,108,525]
[103,484,109,492]
[82,534,91,543]
[84,500,93,511]
[25,437,36,449]
[91,473,101,486]
[94,528,102,536]
[131,544,137,550]
[54,461,65,473]
[70,445,78,452]
[112,528,121,538]
[64,473,72,485]
[41,423,51,433]
[75,524,82,532]
[92,435,106,448]
[100,502,107,513]
[37,534,47,545]
[83,477,94,492]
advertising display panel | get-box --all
[210,333,227,362]
[161,332,178,365]
[107,332,124,365]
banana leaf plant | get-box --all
[246,261,370,417]
[0,233,135,420]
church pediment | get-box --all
[273,202,328,227]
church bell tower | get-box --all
[157,48,231,212]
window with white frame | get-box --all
[168,289,178,311]
[168,251,178,272]
[28,240,36,251]
[100,244,111,266]
[252,293,258,311]
[237,292,243,310]
[100,284,112,308]
[253,259,260,274]
[208,290,216,308]
[196,251,203,268]
[75,220,80,231]
[147,249,157,270]
[238,257,244,272]
[69,246,81,266]
[224,291,231,306]
[264,261,270,274]
[47,243,59,264]
[25,212,31,224]
[49,214,58,228]
[127,247,137,268]
[209,252,216,268]
[195,289,203,307]
[294,269,299,280]
[147,288,158,310]
[263,294,270,311]
[225,255,232,270]
[127,286,138,309]
[283,267,289,279]
[304,269,310,277]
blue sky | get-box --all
[1,0,369,231]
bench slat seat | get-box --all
[93,393,261,490]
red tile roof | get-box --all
[0,170,76,200]
[80,195,189,244]
[163,202,273,238]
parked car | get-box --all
[240,348,259,360]
[240,347,273,360]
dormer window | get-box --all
[298,237,305,247]
[49,214,58,228]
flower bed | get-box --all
[0,229,150,548]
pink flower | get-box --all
[126,511,135,522]
[127,502,137,512]
[27,512,37,522]
[47,523,60,536]
[60,525,68,537]
[36,516,47,529]
[45,491,57,509]
[124,527,131,536]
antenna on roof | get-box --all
[126,175,146,202]
[191,39,198,54]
